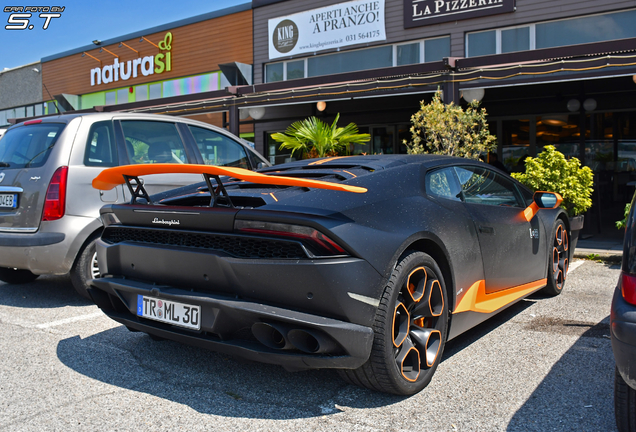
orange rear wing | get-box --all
[92,163,367,206]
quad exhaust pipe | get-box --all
[251,322,338,354]
[252,322,294,350]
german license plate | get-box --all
[137,295,201,330]
[0,194,17,208]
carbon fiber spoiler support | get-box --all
[123,175,153,205]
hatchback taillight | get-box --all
[42,166,68,221]
[621,272,636,306]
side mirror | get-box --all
[534,191,563,209]
[522,191,563,221]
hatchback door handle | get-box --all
[479,225,494,234]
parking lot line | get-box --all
[568,260,585,274]
[35,311,104,329]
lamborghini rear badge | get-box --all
[152,217,180,226]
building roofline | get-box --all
[1,60,42,75]
[41,2,252,63]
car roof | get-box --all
[7,112,236,138]
[260,154,487,173]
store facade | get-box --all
[235,0,636,230]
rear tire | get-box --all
[339,250,449,395]
[0,267,39,284]
[70,235,101,299]
[543,219,569,296]
[615,366,636,432]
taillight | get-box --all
[621,272,636,306]
[234,220,347,257]
[42,166,68,221]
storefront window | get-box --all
[617,112,636,168]
[308,46,392,77]
[536,114,581,161]
[34,104,43,116]
[46,102,58,114]
[266,132,295,165]
[502,27,530,53]
[501,119,531,173]
[265,37,451,82]
[266,63,284,83]
[136,85,148,101]
[0,111,6,126]
[537,9,636,49]
[424,37,451,63]
[149,83,162,100]
[467,9,636,57]
[397,43,420,66]
[163,73,220,98]
[286,60,304,80]
[13,106,25,119]
[467,31,496,57]
[105,91,116,105]
[117,88,129,104]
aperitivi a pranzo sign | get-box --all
[268,0,386,60]
[90,32,173,86]
[404,0,515,28]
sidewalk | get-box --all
[573,237,624,260]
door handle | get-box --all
[479,225,494,234]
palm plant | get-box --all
[272,113,370,158]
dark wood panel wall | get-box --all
[42,10,253,99]
[253,0,636,84]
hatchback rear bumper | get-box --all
[0,215,100,275]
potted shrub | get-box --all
[271,113,370,159]
[404,91,496,158]
[511,145,594,253]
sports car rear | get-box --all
[89,164,385,369]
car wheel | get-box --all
[543,219,569,296]
[339,251,448,395]
[615,366,636,432]
[0,267,39,284]
[70,235,101,299]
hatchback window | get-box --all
[0,123,65,168]
[120,121,187,164]
[188,125,249,169]
[84,121,117,167]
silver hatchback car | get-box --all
[0,112,269,297]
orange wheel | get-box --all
[338,251,448,395]
[544,220,569,296]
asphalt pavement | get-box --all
[0,259,621,431]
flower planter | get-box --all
[569,214,585,255]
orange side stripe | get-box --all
[522,202,540,222]
[454,278,547,314]
[91,163,367,194]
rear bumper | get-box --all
[611,285,636,389]
[89,277,375,370]
[0,215,99,275]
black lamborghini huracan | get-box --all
[89,155,569,395]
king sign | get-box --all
[90,32,173,86]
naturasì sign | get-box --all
[90,32,173,86]
[268,0,386,60]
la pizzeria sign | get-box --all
[89,32,173,86]
[404,0,515,28]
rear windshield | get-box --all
[0,123,65,168]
